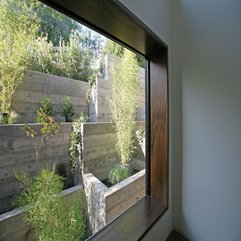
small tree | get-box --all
[0,0,39,113]
[25,109,60,162]
[109,49,139,165]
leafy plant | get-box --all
[15,169,88,241]
[69,113,87,171]
[0,111,18,125]
[59,96,75,122]
[0,112,5,125]
[108,164,129,185]
[39,96,53,116]
[109,49,139,165]
[25,108,60,162]
[27,36,55,74]
[136,129,145,145]
[85,74,96,104]
[8,111,18,124]
[0,0,39,114]
[103,39,145,68]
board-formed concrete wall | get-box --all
[0,123,73,214]
[81,121,145,181]
[83,169,145,234]
[12,71,89,123]
[89,54,145,122]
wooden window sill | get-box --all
[87,196,167,241]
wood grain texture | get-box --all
[39,0,166,57]
[150,49,169,206]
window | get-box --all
[41,0,168,240]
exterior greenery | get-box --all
[59,96,75,122]
[25,109,60,162]
[0,0,95,114]
[27,33,94,81]
[109,49,139,164]
[104,39,145,68]
[0,0,39,113]
[108,164,129,185]
[15,169,88,241]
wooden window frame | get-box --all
[40,0,169,240]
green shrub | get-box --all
[15,169,88,241]
[108,164,129,185]
[0,0,39,113]
[59,96,75,122]
[27,36,55,74]
[109,49,139,165]
[26,32,95,82]
[39,96,53,117]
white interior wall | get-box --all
[173,1,241,241]
[118,1,178,241]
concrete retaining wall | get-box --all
[83,170,145,234]
[89,54,145,122]
[81,122,145,181]
[0,185,83,241]
[12,71,89,123]
[0,123,73,214]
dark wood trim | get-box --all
[39,0,169,239]
[39,0,166,57]
[150,49,169,205]
[87,196,166,241]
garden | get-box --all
[0,0,146,240]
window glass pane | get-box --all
[0,0,146,239]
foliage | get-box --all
[0,111,18,125]
[104,40,124,58]
[59,96,75,122]
[103,39,145,68]
[0,112,5,125]
[0,0,39,113]
[8,111,19,124]
[108,164,129,185]
[27,36,55,74]
[78,25,104,57]
[109,49,139,164]
[85,75,96,104]
[54,32,94,81]
[136,129,145,144]
[25,109,60,162]
[69,113,88,171]
[27,32,94,81]
[39,96,53,117]
[15,169,88,241]
[35,2,79,46]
